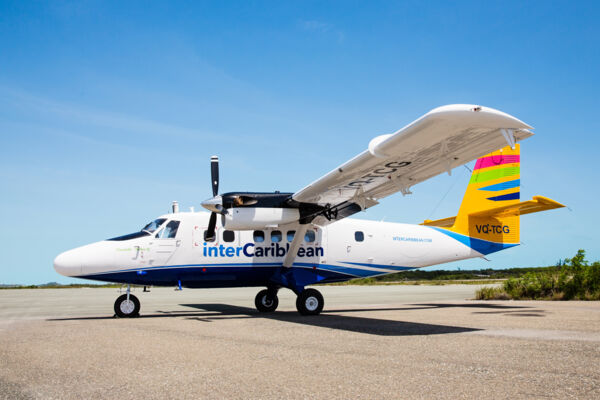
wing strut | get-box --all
[282,224,309,268]
[501,128,516,149]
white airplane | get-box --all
[54,104,564,317]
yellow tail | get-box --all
[422,144,565,255]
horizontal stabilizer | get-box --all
[421,196,565,227]
[469,196,565,218]
[421,216,456,228]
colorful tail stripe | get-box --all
[478,179,520,192]
[487,192,520,201]
[469,166,520,184]
[474,155,520,170]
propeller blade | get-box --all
[204,212,217,242]
[211,155,219,197]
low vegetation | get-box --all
[334,266,561,285]
[329,265,563,286]
[476,250,600,300]
[328,278,504,286]
[0,282,121,289]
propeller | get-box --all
[202,156,225,242]
[205,212,217,242]
[200,156,259,241]
[211,155,219,196]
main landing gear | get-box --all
[296,288,324,316]
[253,287,324,315]
[114,285,140,318]
[255,289,279,312]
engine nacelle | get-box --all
[221,207,300,230]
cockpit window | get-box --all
[156,220,180,239]
[107,231,149,241]
[142,218,167,234]
[107,218,167,241]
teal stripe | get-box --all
[478,179,520,192]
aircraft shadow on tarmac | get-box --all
[175,303,483,336]
[48,302,542,336]
[407,303,547,317]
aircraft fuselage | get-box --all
[54,211,484,290]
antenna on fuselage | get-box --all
[172,201,179,214]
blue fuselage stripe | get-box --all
[432,227,518,255]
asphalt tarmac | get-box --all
[1,285,599,399]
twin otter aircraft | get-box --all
[54,104,564,317]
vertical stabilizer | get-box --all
[422,144,565,255]
[447,144,521,254]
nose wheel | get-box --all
[114,293,140,318]
[255,289,279,312]
[296,288,324,315]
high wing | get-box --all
[292,104,533,225]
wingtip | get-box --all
[428,104,533,130]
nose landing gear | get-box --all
[114,285,140,318]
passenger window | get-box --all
[223,230,235,242]
[253,230,265,243]
[271,230,282,243]
[287,231,295,242]
[157,220,180,239]
[304,229,316,243]
[355,231,364,242]
[204,230,215,242]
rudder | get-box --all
[451,144,521,247]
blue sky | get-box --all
[1,1,598,284]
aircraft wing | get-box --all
[292,104,534,225]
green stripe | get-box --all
[469,166,520,184]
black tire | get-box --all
[254,289,279,312]
[296,288,324,315]
[114,294,140,318]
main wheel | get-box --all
[114,294,140,318]
[255,289,279,312]
[296,288,324,315]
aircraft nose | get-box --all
[53,249,82,277]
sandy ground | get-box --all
[0,285,599,399]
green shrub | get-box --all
[477,250,600,301]
[475,286,509,300]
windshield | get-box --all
[107,231,150,241]
[107,218,167,241]
[142,218,166,234]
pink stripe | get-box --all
[474,155,520,170]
